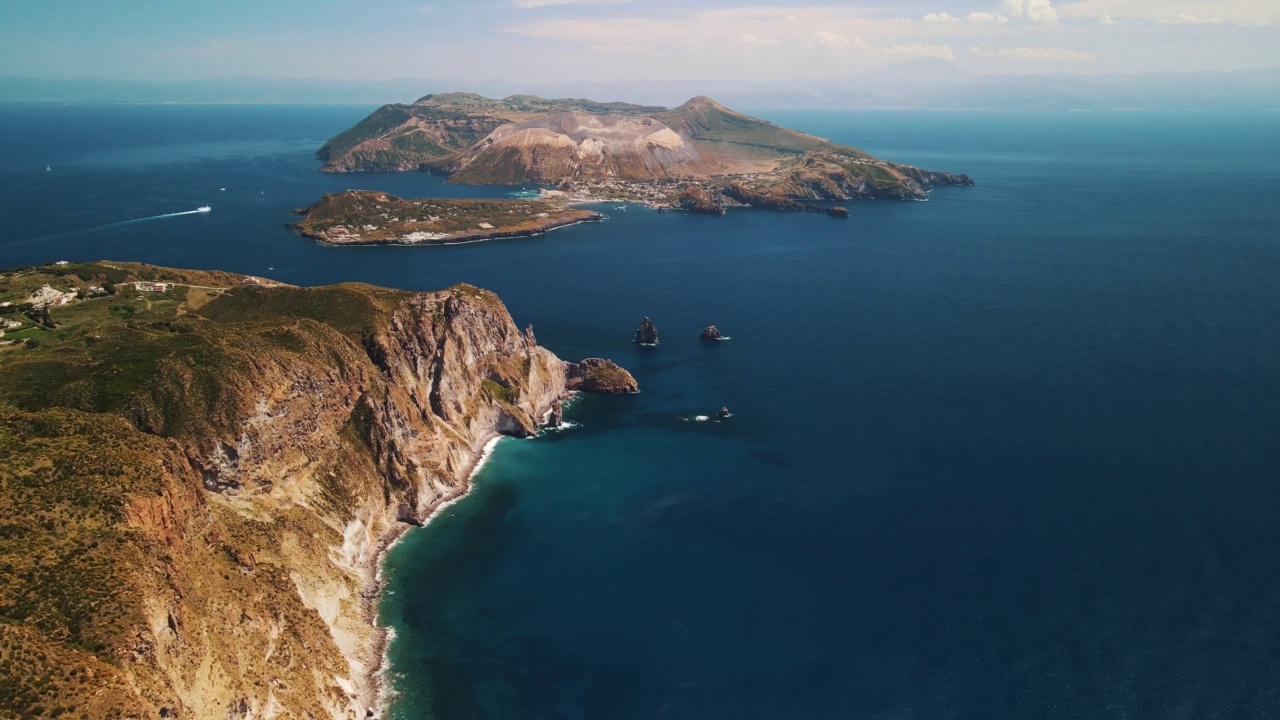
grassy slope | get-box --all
[291,190,598,243]
[0,263,403,718]
[655,96,844,157]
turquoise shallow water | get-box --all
[2,105,1279,718]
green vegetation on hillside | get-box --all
[291,190,602,245]
[0,263,413,718]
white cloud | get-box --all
[785,15,797,22]
[885,44,957,61]
[1163,13,1222,24]
[1057,0,1278,26]
[1161,13,1276,26]
[1098,13,1120,24]
[999,0,1059,23]
[589,43,650,53]
[924,2,1049,25]
[971,45,1096,60]
[738,34,781,47]
[808,31,858,50]
[513,0,631,7]
[967,11,1011,23]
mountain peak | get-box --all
[677,95,729,111]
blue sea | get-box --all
[2,104,1279,719]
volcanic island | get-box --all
[293,93,973,245]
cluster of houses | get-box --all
[22,283,116,308]
[0,315,24,340]
[10,279,175,313]
[0,269,198,345]
[26,284,79,308]
[132,281,174,293]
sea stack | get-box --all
[718,406,731,419]
[566,358,641,394]
[635,316,659,345]
[700,325,725,340]
[547,401,564,428]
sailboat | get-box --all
[45,165,52,172]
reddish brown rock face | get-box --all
[677,186,726,215]
[700,325,725,340]
[317,94,972,204]
[0,264,641,719]
[566,358,640,394]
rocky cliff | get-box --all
[0,262,636,718]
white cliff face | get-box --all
[455,111,702,182]
[117,283,573,719]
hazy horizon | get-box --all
[3,1,1278,85]
[3,63,1277,110]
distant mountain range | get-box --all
[3,65,1278,109]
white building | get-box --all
[27,284,76,307]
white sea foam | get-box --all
[371,434,505,715]
[694,415,710,422]
[374,625,399,715]
[14,206,215,245]
[469,436,502,476]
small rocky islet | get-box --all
[632,316,735,419]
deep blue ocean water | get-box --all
[2,104,1279,719]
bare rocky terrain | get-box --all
[0,261,636,718]
[318,93,973,204]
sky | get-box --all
[1,0,1277,83]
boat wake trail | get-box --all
[14,206,211,246]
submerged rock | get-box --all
[718,406,731,419]
[700,325,725,340]
[635,316,659,345]
[827,206,849,218]
[566,358,640,394]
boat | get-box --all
[45,165,51,172]
[196,206,212,213]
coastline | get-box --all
[298,212,604,248]
[358,430,516,717]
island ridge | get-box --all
[318,93,973,207]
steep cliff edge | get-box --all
[0,262,636,718]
